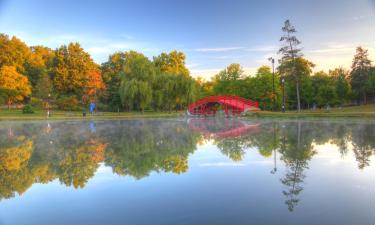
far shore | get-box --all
[246,104,375,119]
[0,110,179,121]
[0,104,375,121]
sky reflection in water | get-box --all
[0,118,374,225]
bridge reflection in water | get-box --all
[187,118,260,139]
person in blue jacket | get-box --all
[89,102,96,114]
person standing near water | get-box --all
[89,102,96,115]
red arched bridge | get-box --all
[188,95,260,116]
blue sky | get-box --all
[0,0,374,79]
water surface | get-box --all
[0,118,374,225]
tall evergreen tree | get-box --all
[350,47,372,104]
[278,20,303,112]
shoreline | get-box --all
[1,106,375,121]
[0,110,179,121]
[246,111,375,119]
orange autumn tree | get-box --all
[0,66,32,109]
[82,70,106,104]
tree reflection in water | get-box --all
[0,120,200,200]
[188,118,260,161]
[0,119,374,213]
[279,121,316,212]
[190,119,375,212]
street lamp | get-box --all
[268,57,275,111]
[281,78,285,112]
[47,93,51,118]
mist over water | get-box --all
[0,118,374,225]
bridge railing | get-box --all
[188,95,259,113]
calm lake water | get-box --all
[0,118,374,225]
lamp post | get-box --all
[47,93,51,117]
[281,78,285,112]
[268,57,275,111]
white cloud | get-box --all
[2,30,163,63]
[119,34,134,40]
[190,68,222,79]
[246,45,278,52]
[194,47,243,52]
[309,48,354,54]
[109,43,131,49]
[352,15,369,21]
[87,47,111,54]
[186,63,200,69]
[254,53,277,64]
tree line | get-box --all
[199,20,375,111]
[1,20,375,112]
[0,34,198,112]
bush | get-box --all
[30,97,44,109]
[0,93,6,105]
[95,102,108,111]
[22,104,35,114]
[56,96,80,111]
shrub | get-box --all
[56,96,80,111]
[22,104,35,114]
[30,97,44,109]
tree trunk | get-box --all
[7,98,11,110]
[296,80,301,112]
[363,91,367,105]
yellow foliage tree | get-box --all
[0,136,33,171]
[0,66,32,109]
[82,70,106,103]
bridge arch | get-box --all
[188,95,260,116]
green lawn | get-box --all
[1,104,375,121]
[249,104,375,118]
[0,109,179,121]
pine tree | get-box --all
[278,20,303,112]
[350,47,372,104]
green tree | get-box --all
[251,66,281,110]
[213,63,244,95]
[350,47,372,104]
[278,20,304,112]
[330,68,350,105]
[101,52,127,111]
[153,50,189,76]
[279,57,314,109]
[119,79,152,112]
[34,73,53,100]
[310,71,337,107]
[153,51,196,111]
[367,68,375,99]
[118,51,155,111]
[24,46,54,87]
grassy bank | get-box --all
[2,104,375,121]
[248,104,375,118]
[0,109,179,121]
